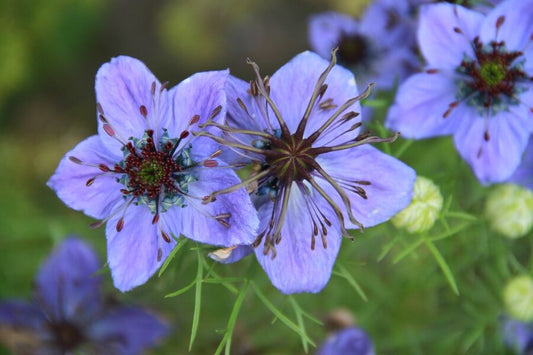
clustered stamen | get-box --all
[199,50,399,257]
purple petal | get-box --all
[317,327,375,355]
[453,108,531,184]
[87,306,168,355]
[308,12,358,59]
[317,145,416,229]
[480,0,533,51]
[160,165,258,247]
[418,3,484,69]
[254,186,342,294]
[106,205,172,292]
[35,237,102,323]
[0,301,50,353]
[47,135,123,220]
[0,301,46,331]
[508,137,533,190]
[369,45,421,91]
[386,71,463,139]
[95,56,169,152]
[167,70,229,156]
[269,51,362,140]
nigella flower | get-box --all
[0,237,168,354]
[316,327,375,355]
[308,8,420,92]
[204,51,415,293]
[412,0,502,13]
[47,56,258,291]
[386,0,533,184]
[502,316,533,354]
[508,137,533,190]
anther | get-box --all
[189,115,200,126]
[140,105,148,117]
[69,156,83,164]
[161,231,171,243]
[426,69,439,74]
[98,164,110,172]
[86,177,96,186]
[209,105,222,120]
[453,27,463,34]
[496,15,505,30]
[210,150,223,158]
[116,217,124,232]
[103,124,115,137]
[484,130,490,141]
[151,81,156,96]
[157,248,163,262]
[180,130,189,139]
[96,103,104,115]
[160,81,169,92]
[203,160,218,167]
[89,220,105,229]
[152,213,159,224]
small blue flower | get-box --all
[308,7,420,91]
[48,56,258,291]
[386,0,533,184]
[316,327,375,355]
[204,51,415,294]
[502,316,533,354]
[0,237,168,354]
[509,137,533,190]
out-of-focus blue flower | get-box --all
[0,237,168,354]
[204,51,415,294]
[386,0,533,184]
[509,137,533,190]
[502,316,533,354]
[316,327,375,355]
[48,56,258,292]
[412,0,502,13]
[308,7,420,92]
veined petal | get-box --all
[480,0,533,51]
[454,109,531,184]
[168,70,229,157]
[254,185,342,294]
[386,71,462,138]
[161,165,258,247]
[87,306,168,355]
[47,135,123,220]
[35,237,102,323]
[268,51,362,140]
[106,205,171,292]
[418,3,484,69]
[95,56,169,153]
[308,12,358,59]
[317,145,416,229]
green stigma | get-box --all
[138,161,164,186]
[479,61,506,87]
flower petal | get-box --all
[508,137,533,190]
[160,165,258,247]
[317,145,416,229]
[106,205,171,292]
[95,56,169,152]
[418,3,484,69]
[308,12,358,59]
[386,71,463,138]
[167,70,229,156]
[0,301,50,353]
[87,306,168,354]
[269,51,362,140]
[35,237,102,322]
[317,327,375,355]
[480,0,533,51]
[208,245,254,264]
[47,135,123,220]
[254,185,342,294]
[453,108,531,184]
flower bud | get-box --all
[392,176,443,233]
[504,275,533,322]
[485,184,533,239]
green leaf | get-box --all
[199,257,239,294]
[289,296,316,353]
[164,279,196,298]
[158,237,186,277]
[333,264,368,301]
[189,247,204,351]
[251,282,315,345]
[424,237,459,295]
[214,281,249,355]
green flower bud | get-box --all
[485,184,533,239]
[392,176,443,233]
[504,275,533,322]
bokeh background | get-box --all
[1,0,528,354]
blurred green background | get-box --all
[0,0,530,354]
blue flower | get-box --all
[502,316,533,354]
[316,327,375,355]
[386,0,533,184]
[47,56,258,291]
[509,137,533,190]
[308,8,420,92]
[204,51,415,294]
[0,237,168,354]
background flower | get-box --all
[0,237,168,354]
